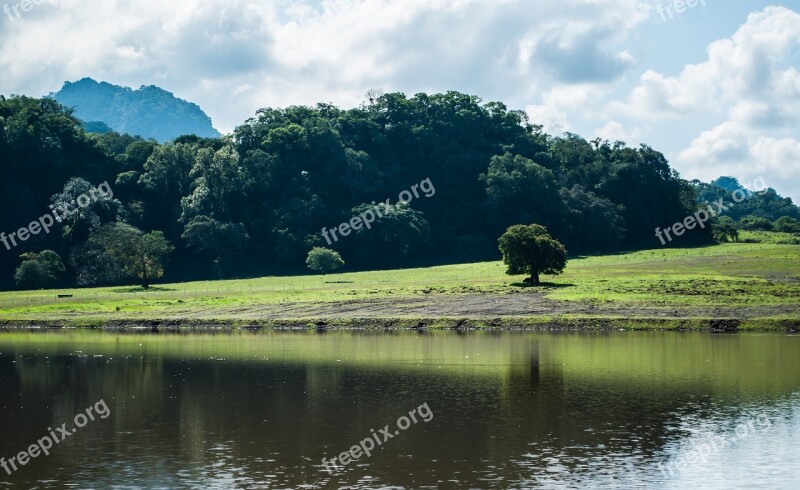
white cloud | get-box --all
[679,124,800,199]
[677,122,751,173]
[607,68,715,120]
[593,120,643,145]
[0,0,647,133]
[610,7,800,120]
[605,6,800,201]
[525,84,602,135]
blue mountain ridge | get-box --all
[50,78,221,142]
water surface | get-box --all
[0,330,798,488]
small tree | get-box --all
[14,250,65,289]
[498,224,567,286]
[306,247,344,275]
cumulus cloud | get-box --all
[528,26,637,84]
[525,84,598,135]
[0,0,646,132]
[593,120,643,145]
[610,6,800,120]
[606,6,800,201]
[678,124,800,199]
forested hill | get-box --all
[50,78,221,142]
[0,93,796,289]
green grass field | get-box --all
[0,232,798,328]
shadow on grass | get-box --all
[324,281,355,284]
[510,282,574,289]
[110,286,178,294]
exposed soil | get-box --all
[166,291,800,321]
[2,291,798,331]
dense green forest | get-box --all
[0,93,797,290]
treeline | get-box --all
[694,177,800,223]
[0,93,796,289]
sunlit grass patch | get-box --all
[0,237,798,322]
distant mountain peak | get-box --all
[50,78,221,142]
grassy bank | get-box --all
[0,234,798,330]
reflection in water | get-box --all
[0,331,798,489]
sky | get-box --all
[1,0,799,201]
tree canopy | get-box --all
[70,223,173,288]
[14,250,65,289]
[0,92,796,290]
[306,247,344,275]
[498,224,567,286]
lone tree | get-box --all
[306,247,344,275]
[498,224,567,286]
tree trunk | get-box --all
[141,255,149,289]
[529,272,540,286]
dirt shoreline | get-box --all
[2,293,799,332]
[1,317,798,332]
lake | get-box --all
[0,330,798,489]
